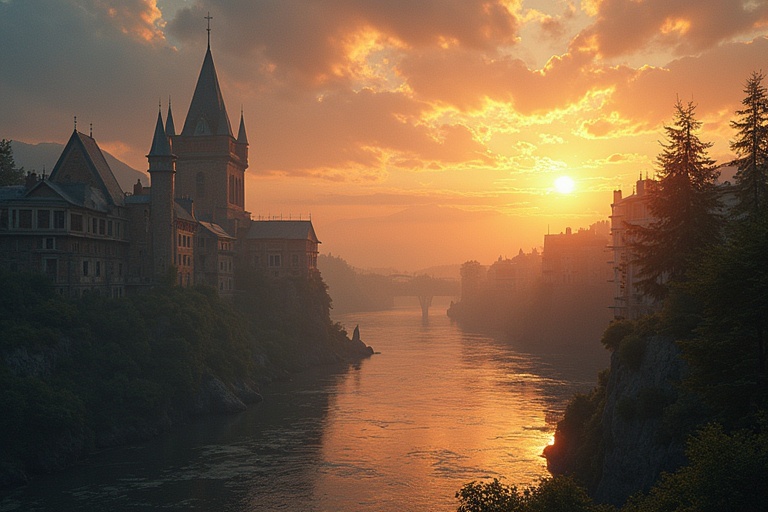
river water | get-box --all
[1,297,608,511]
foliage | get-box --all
[680,215,768,426]
[456,479,523,512]
[730,70,768,220]
[623,423,768,512]
[456,476,613,512]
[0,268,364,485]
[0,139,25,186]
[600,319,635,351]
[543,370,609,493]
[628,99,722,300]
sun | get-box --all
[554,176,575,194]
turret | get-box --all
[147,109,176,278]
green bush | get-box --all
[600,320,635,351]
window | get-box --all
[196,172,206,198]
[53,211,65,230]
[99,219,106,235]
[18,209,32,229]
[44,237,55,250]
[107,220,113,236]
[292,254,299,267]
[268,254,281,268]
[0,209,7,229]
[37,210,50,229]
[70,214,83,231]
[95,261,101,277]
[83,261,89,276]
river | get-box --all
[1,297,608,511]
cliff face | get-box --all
[594,335,687,505]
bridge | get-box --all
[389,274,460,318]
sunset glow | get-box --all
[2,0,768,270]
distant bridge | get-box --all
[388,274,460,318]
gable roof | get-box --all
[181,46,233,137]
[48,130,125,206]
[245,220,320,243]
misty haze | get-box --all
[2,1,768,511]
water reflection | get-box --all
[2,298,606,512]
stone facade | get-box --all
[0,43,319,297]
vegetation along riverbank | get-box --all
[0,269,373,489]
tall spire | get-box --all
[180,40,233,137]
[237,107,248,144]
[166,96,176,136]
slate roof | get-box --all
[199,220,235,240]
[48,130,125,206]
[148,110,172,157]
[245,220,320,243]
[181,47,233,137]
[23,180,112,211]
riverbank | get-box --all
[0,271,373,490]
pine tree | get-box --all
[0,139,25,186]
[730,71,768,220]
[628,99,722,300]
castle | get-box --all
[0,38,320,297]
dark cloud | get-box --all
[573,0,768,59]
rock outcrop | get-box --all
[594,335,687,505]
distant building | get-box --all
[0,34,318,296]
[542,222,611,286]
[609,178,657,319]
[609,167,738,319]
[244,220,320,278]
[486,249,541,292]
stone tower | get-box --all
[171,39,249,235]
[147,110,176,278]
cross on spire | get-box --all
[205,12,213,48]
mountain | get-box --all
[10,140,147,192]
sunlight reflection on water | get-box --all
[1,297,606,512]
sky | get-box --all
[2,0,767,271]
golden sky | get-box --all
[2,0,767,270]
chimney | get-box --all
[133,179,144,196]
[637,179,645,196]
[613,189,622,204]
[566,227,572,235]
[25,171,38,190]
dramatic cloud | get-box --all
[2,0,768,269]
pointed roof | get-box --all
[148,110,172,157]
[181,46,233,137]
[166,99,176,136]
[48,130,125,206]
[237,109,248,144]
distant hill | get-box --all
[10,140,147,193]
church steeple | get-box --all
[237,108,248,144]
[181,37,232,137]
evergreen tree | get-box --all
[730,71,768,220]
[628,100,722,300]
[0,139,25,186]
